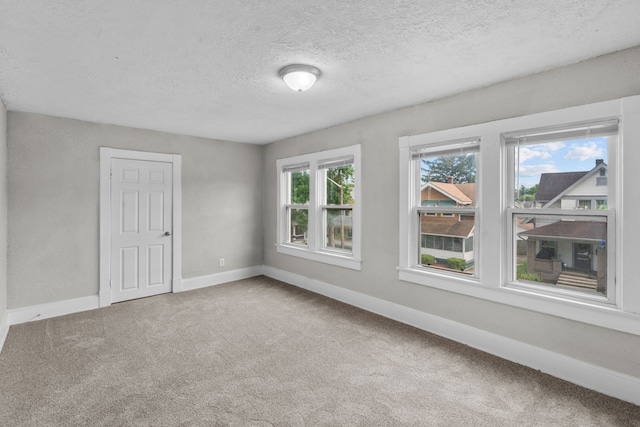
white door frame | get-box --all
[99,147,182,307]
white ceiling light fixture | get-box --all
[279,64,321,92]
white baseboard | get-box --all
[180,265,264,292]
[0,312,9,354]
[262,266,640,406]
[8,295,100,326]
[4,266,264,331]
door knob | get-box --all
[164,231,171,236]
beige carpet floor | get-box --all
[0,275,638,426]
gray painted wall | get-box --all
[0,99,7,324]
[263,46,640,378]
[7,114,263,308]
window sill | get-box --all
[504,280,612,307]
[398,266,640,336]
[398,266,481,289]
[277,244,362,271]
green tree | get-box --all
[289,166,355,205]
[326,165,354,205]
[291,171,309,204]
[516,184,538,203]
[326,165,355,249]
[288,166,356,248]
[422,154,476,184]
[290,171,309,236]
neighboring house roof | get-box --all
[421,181,476,206]
[518,221,606,241]
[421,215,474,238]
[535,171,588,202]
[535,161,607,206]
[454,183,477,205]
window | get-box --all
[321,158,355,253]
[282,164,310,245]
[538,240,558,259]
[399,95,640,335]
[506,119,616,302]
[277,145,361,270]
[407,138,479,277]
[578,199,592,209]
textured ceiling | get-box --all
[1,1,639,144]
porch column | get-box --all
[551,259,563,282]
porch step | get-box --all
[556,273,598,289]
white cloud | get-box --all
[518,142,564,162]
[544,141,566,152]
[517,164,559,177]
[519,147,548,162]
[564,141,604,161]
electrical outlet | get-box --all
[219,258,225,267]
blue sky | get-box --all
[516,137,608,188]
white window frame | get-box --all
[407,138,481,280]
[504,119,618,305]
[399,95,640,336]
[276,145,361,270]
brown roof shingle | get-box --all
[421,215,474,238]
[518,220,606,241]
[535,172,587,202]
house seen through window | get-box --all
[415,140,478,276]
[508,120,616,299]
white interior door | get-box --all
[110,158,173,303]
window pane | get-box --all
[578,200,591,209]
[513,138,608,209]
[539,240,558,259]
[433,236,443,250]
[425,234,435,248]
[324,208,353,252]
[289,170,309,204]
[288,208,308,245]
[420,152,477,208]
[464,236,474,252]
[419,212,475,275]
[326,163,355,205]
[514,214,607,295]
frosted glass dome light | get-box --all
[279,64,320,92]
